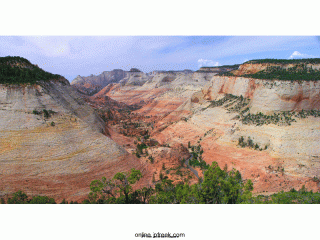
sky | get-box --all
[1,36,320,81]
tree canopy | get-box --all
[0,56,63,85]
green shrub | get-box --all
[32,110,40,115]
[43,109,49,118]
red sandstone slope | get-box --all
[72,63,320,195]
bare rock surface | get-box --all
[0,80,149,201]
[202,76,320,114]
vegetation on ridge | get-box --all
[243,65,320,81]
[219,59,320,80]
[0,56,63,85]
[199,64,240,69]
[207,94,320,126]
[243,58,320,64]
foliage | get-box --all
[32,110,41,115]
[243,65,320,81]
[81,163,254,204]
[6,191,56,204]
[32,109,56,118]
[208,93,320,127]
[219,59,320,80]
[252,187,320,204]
[238,136,267,151]
[149,162,253,204]
[135,142,148,157]
[243,58,320,65]
[88,168,143,204]
[0,56,63,85]
[28,195,56,204]
[6,191,29,204]
[162,163,166,170]
[208,94,240,108]
[148,155,154,163]
[188,145,209,170]
[0,56,32,65]
[241,110,320,126]
[5,174,320,204]
[218,71,234,76]
[200,64,240,69]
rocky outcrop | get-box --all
[201,76,320,114]
[120,71,151,86]
[71,69,127,95]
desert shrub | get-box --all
[43,109,49,118]
[32,110,40,115]
[149,155,154,163]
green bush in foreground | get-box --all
[83,163,253,204]
[2,190,56,204]
[252,187,320,204]
[2,168,319,204]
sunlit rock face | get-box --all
[0,79,150,202]
[71,69,127,95]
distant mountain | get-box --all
[71,69,127,95]
[196,64,240,73]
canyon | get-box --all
[1,57,320,202]
[72,60,320,196]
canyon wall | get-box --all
[201,76,320,114]
[0,79,149,201]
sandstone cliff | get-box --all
[0,71,150,201]
[201,76,320,114]
[71,69,127,95]
[119,70,151,86]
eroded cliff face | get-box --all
[233,62,320,76]
[0,80,151,201]
[201,76,320,114]
[119,71,151,86]
[71,69,127,95]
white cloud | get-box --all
[289,51,315,59]
[198,59,220,68]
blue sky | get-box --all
[1,36,320,81]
